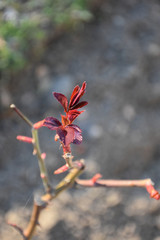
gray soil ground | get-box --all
[1,0,160,239]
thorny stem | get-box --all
[76,178,153,188]
[23,200,47,240]
[20,160,85,240]
[9,104,160,240]
[10,104,51,193]
[76,177,160,199]
[32,129,51,193]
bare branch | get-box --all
[76,176,160,200]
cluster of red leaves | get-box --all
[35,82,88,150]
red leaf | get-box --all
[68,124,82,144]
[70,101,88,110]
[71,81,86,107]
[63,126,75,146]
[43,117,62,130]
[67,109,83,123]
[56,127,67,145]
[69,85,80,108]
[53,92,68,112]
[68,124,82,133]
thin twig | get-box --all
[32,129,51,193]
[75,178,153,188]
[10,104,52,193]
[10,104,33,128]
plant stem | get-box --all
[76,178,153,188]
[10,104,51,193]
[22,160,85,239]
[10,104,33,128]
[23,200,46,240]
[32,128,51,193]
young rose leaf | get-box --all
[56,128,68,145]
[43,117,62,130]
[63,126,76,146]
[70,101,88,110]
[53,92,68,112]
[69,85,80,108]
[68,124,82,144]
[71,81,87,106]
[67,109,83,123]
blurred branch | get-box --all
[76,176,160,200]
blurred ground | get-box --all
[1,0,160,239]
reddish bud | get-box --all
[54,164,69,174]
[17,135,33,143]
[91,173,102,183]
[33,120,45,129]
[146,184,160,200]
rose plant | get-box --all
[9,82,160,239]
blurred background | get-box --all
[1,0,160,239]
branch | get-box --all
[42,160,85,202]
[32,128,51,193]
[9,160,85,240]
[76,175,160,200]
[10,104,33,128]
[10,104,52,193]
[23,197,47,240]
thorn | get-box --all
[54,164,69,174]
[8,222,27,240]
[36,221,41,228]
[17,135,33,143]
[91,173,102,184]
[146,183,160,200]
[40,173,46,179]
[41,152,46,160]
[33,148,37,155]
